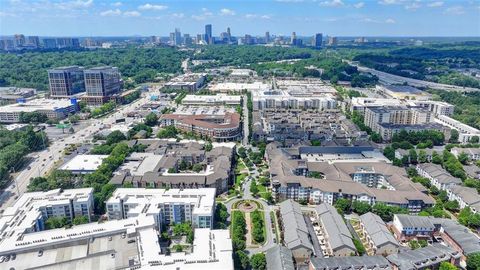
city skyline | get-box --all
[0,0,479,37]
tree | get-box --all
[383,146,395,161]
[370,132,382,143]
[458,152,470,165]
[45,216,69,229]
[409,149,418,164]
[432,151,442,164]
[192,163,204,173]
[106,130,126,145]
[157,126,178,138]
[418,149,428,163]
[449,129,459,143]
[250,180,259,196]
[235,250,250,270]
[144,112,158,126]
[72,216,89,225]
[334,198,351,214]
[68,114,80,124]
[470,136,480,144]
[467,252,480,270]
[250,253,267,270]
[438,190,449,203]
[444,200,460,212]
[351,201,372,215]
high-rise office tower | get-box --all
[183,34,192,45]
[14,34,25,48]
[174,28,182,46]
[227,27,231,41]
[290,32,297,45]
[84,66,122,105]
[327,36,338,46]
[196,34,203,44]
[313,33,323,48]
[205,24,212,44]
[27,36,40,48]
[169,32,175,45]
[265,31,270,43]
[48,66,85,98]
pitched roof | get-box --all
[265,245,295,270]
[310,255,391,270]
[279,200,313,252]
[315,203,355,252]
[360,212,399,249]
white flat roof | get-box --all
[60,154,108,172]
[106,188,216,216]
[182,94,241,103]
[209,82,269,91]
[0,98,74,113]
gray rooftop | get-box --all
[279,199,314,252]
[310,255,391,270]
[265,245,295,270]
[315,203,356,252]
[386,244,461,270]
[360,212,399,249]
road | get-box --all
[350,61,480,93]
[242,94,249,146]
[0,89,154,210]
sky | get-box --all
[0,0,479,37]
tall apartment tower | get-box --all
[174,28,182,46]
[83,66,122,105]
[227,27,231,41]
[313,33,323,48]
[265,31,270,43]
[48,66,85,98]
[205,24,212,44]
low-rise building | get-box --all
[309,256,391,270]
[386,244,461,270]
[359,212,400,256]
[164,73,206,92]
[435,115,480,143]
[0,86,36,104]
[446,186,480,213]
[59,154,108,174]
[392,214,439,242]
[106,188,215,229]
[416,163,462,191]
[278,199,314,263]
[451,147,480,161]
[313,203,356,257]
[265,245,295,270]
[0,98,78,123]
[182,94,241,106]
[159,112,241,141]
[252,89,336,111]
[377,122,446,141]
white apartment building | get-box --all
[106,188,216,230]
[435,115,480,143]
[416,163,462,191]
[0,188,94,234]
[447,186,480,213]
[182,94,241,106]
[252,89,337,111]
[364,105,433,135]
[351,97,454,117]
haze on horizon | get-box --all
[0,0,479,37]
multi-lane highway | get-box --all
[350,61,480,93]
[0,90,153,211]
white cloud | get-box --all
[427,1,444,7]
[192,8,213,20]
[0,11,17,17]
[444,6,465,15]
[220,8,235,16]
[405,2,421,10]
[244,13,271,19]
[100,9,121,16]
[385,18,396,23]
[275,0,304,2]
[124,10,141,17]
[319,0,344,7]
[138,4,167,11]
[361,17,379,23]
[171,13,184,19]
[353,2,365,8]
[378,0,399,5]
[111,2,122,7]
[55,0,93,10]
